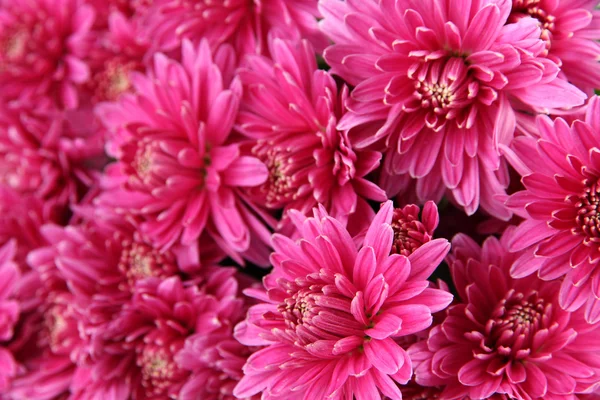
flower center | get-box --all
[42,302,78,355]
[133,141,156,180]
[276,280,364,348]
[93,59,136,101]
[575,179,600,242]
[509,0,555,54]
[138,344,187,398]
[405,58,473,131]
[0,27,29,62]
[280,288,319,329]
[118,240,178,290]
[485,289,547,356]
[390,207,431,256]
[252,141,297,208]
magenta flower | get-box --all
[234,201,453,399]
[0,99,105,219]
[5,250,82,400]
[409,230,600,399]
[26,204,207,357]
[508,0,600,94]
[144,0,327,57]
[0,240,20,391]
[97,40,273,265]
[0,0,95,108]
[320,0,586,218]
[238,37,386,229]
[86,11,150,103]
[78,269,248,400]
[506,95,600,323]
[389,201,439,256]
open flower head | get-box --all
[97,39,273,265]
[506,95,600,323]
[234,201,453,399]
[409,229,600,399]
[320,0,586,218]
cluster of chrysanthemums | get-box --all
[1,0,600,399]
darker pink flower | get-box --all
[72,269,248,400]
[26,204,208,355]
[86,11,150,103]
[0,0,95,108]
[409,230,600,399]
[5,255,82,400]
[320,0,586,218]
[0,99,105,219]
[144,0,327,57]
[234,201,453,399]
[389,201,438,256]
[506,95,600,323]
[238,37,386,229]
[97,40,273,265]
[508,0,600,94]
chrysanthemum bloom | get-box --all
[97,39,273,264]
[389,201,438,256]
[234,201,453,399]
[144,0,327,57]
[86,11,150,103]
[27,205,226,399]
[0,0,95,108]
[0,240,20,391]
[26,204,206,350]
[238,37,386,229]
[75,269,247,400]
[507,0,600,94]
[409,230,600,399]
[505,95,600,323]
[7,291,82,400]
[0,99,105,219]
[320,0,587,218]
[4,246,83,400]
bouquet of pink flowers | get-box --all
[1,0,600,399]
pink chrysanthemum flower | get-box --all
[26,204,208,353]
[73,269,247,400]
[409,230,600,399]
[27,205,228,399]
[320,0,587,218]
[389,201,438,256]
[97,40,273,264]
[505,95,600,323]
[0,0,95,108]
[0,240,20,391]
[508,0,600,94]
[5,255,82,400]
[86,11,150,103]
[238,37,386,229]
[234,201,453,399]
[0,99,105,219]
[145,0,327,57]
